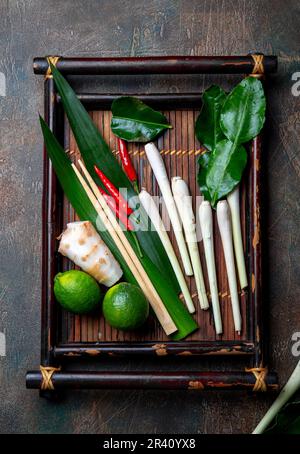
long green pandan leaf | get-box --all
[111,96,171,142]
[195,85,226,152]
[49,63,180,294]
[40,116,198,340]
[40,116,135,284]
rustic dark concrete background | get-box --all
[0,0,299,434]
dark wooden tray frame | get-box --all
[26,55,278,393]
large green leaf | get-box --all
[49,63,180,293]
[195,85,227,152]
[206,139,247,207]
[40,116,198,340]
[196,85,226,202]
[111,96,171,142]
[220,77,266,145]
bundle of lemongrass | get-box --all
[143,142,248,336]
[143,143,211,317]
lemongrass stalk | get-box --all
[144,142,193,276]
[172,177,209,310]
[227,186,248,289]
[199,201,222,334]
[253,360,300,434]
[217,201,242,334]
[139,188,195,314]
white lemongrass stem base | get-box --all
[227,186,248,289]
[72,161,177,336]
[172,177,209,310]
[139,188,195,314]
[253,360,300,434]
[144,143,193,276]
[217,200,242,334]
[199,201,223,334]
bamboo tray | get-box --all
[26,55,278,393]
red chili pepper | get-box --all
[94,165,133,215]
[98,187,134,231]
[118,138,138,187]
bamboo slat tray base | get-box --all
[26,55,278,392]
[61,111,249,348]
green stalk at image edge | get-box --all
[40,117,198,340]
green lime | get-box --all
[54,270,102,314]
[103,282,149,330]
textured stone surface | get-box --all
[0,0,299,434]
